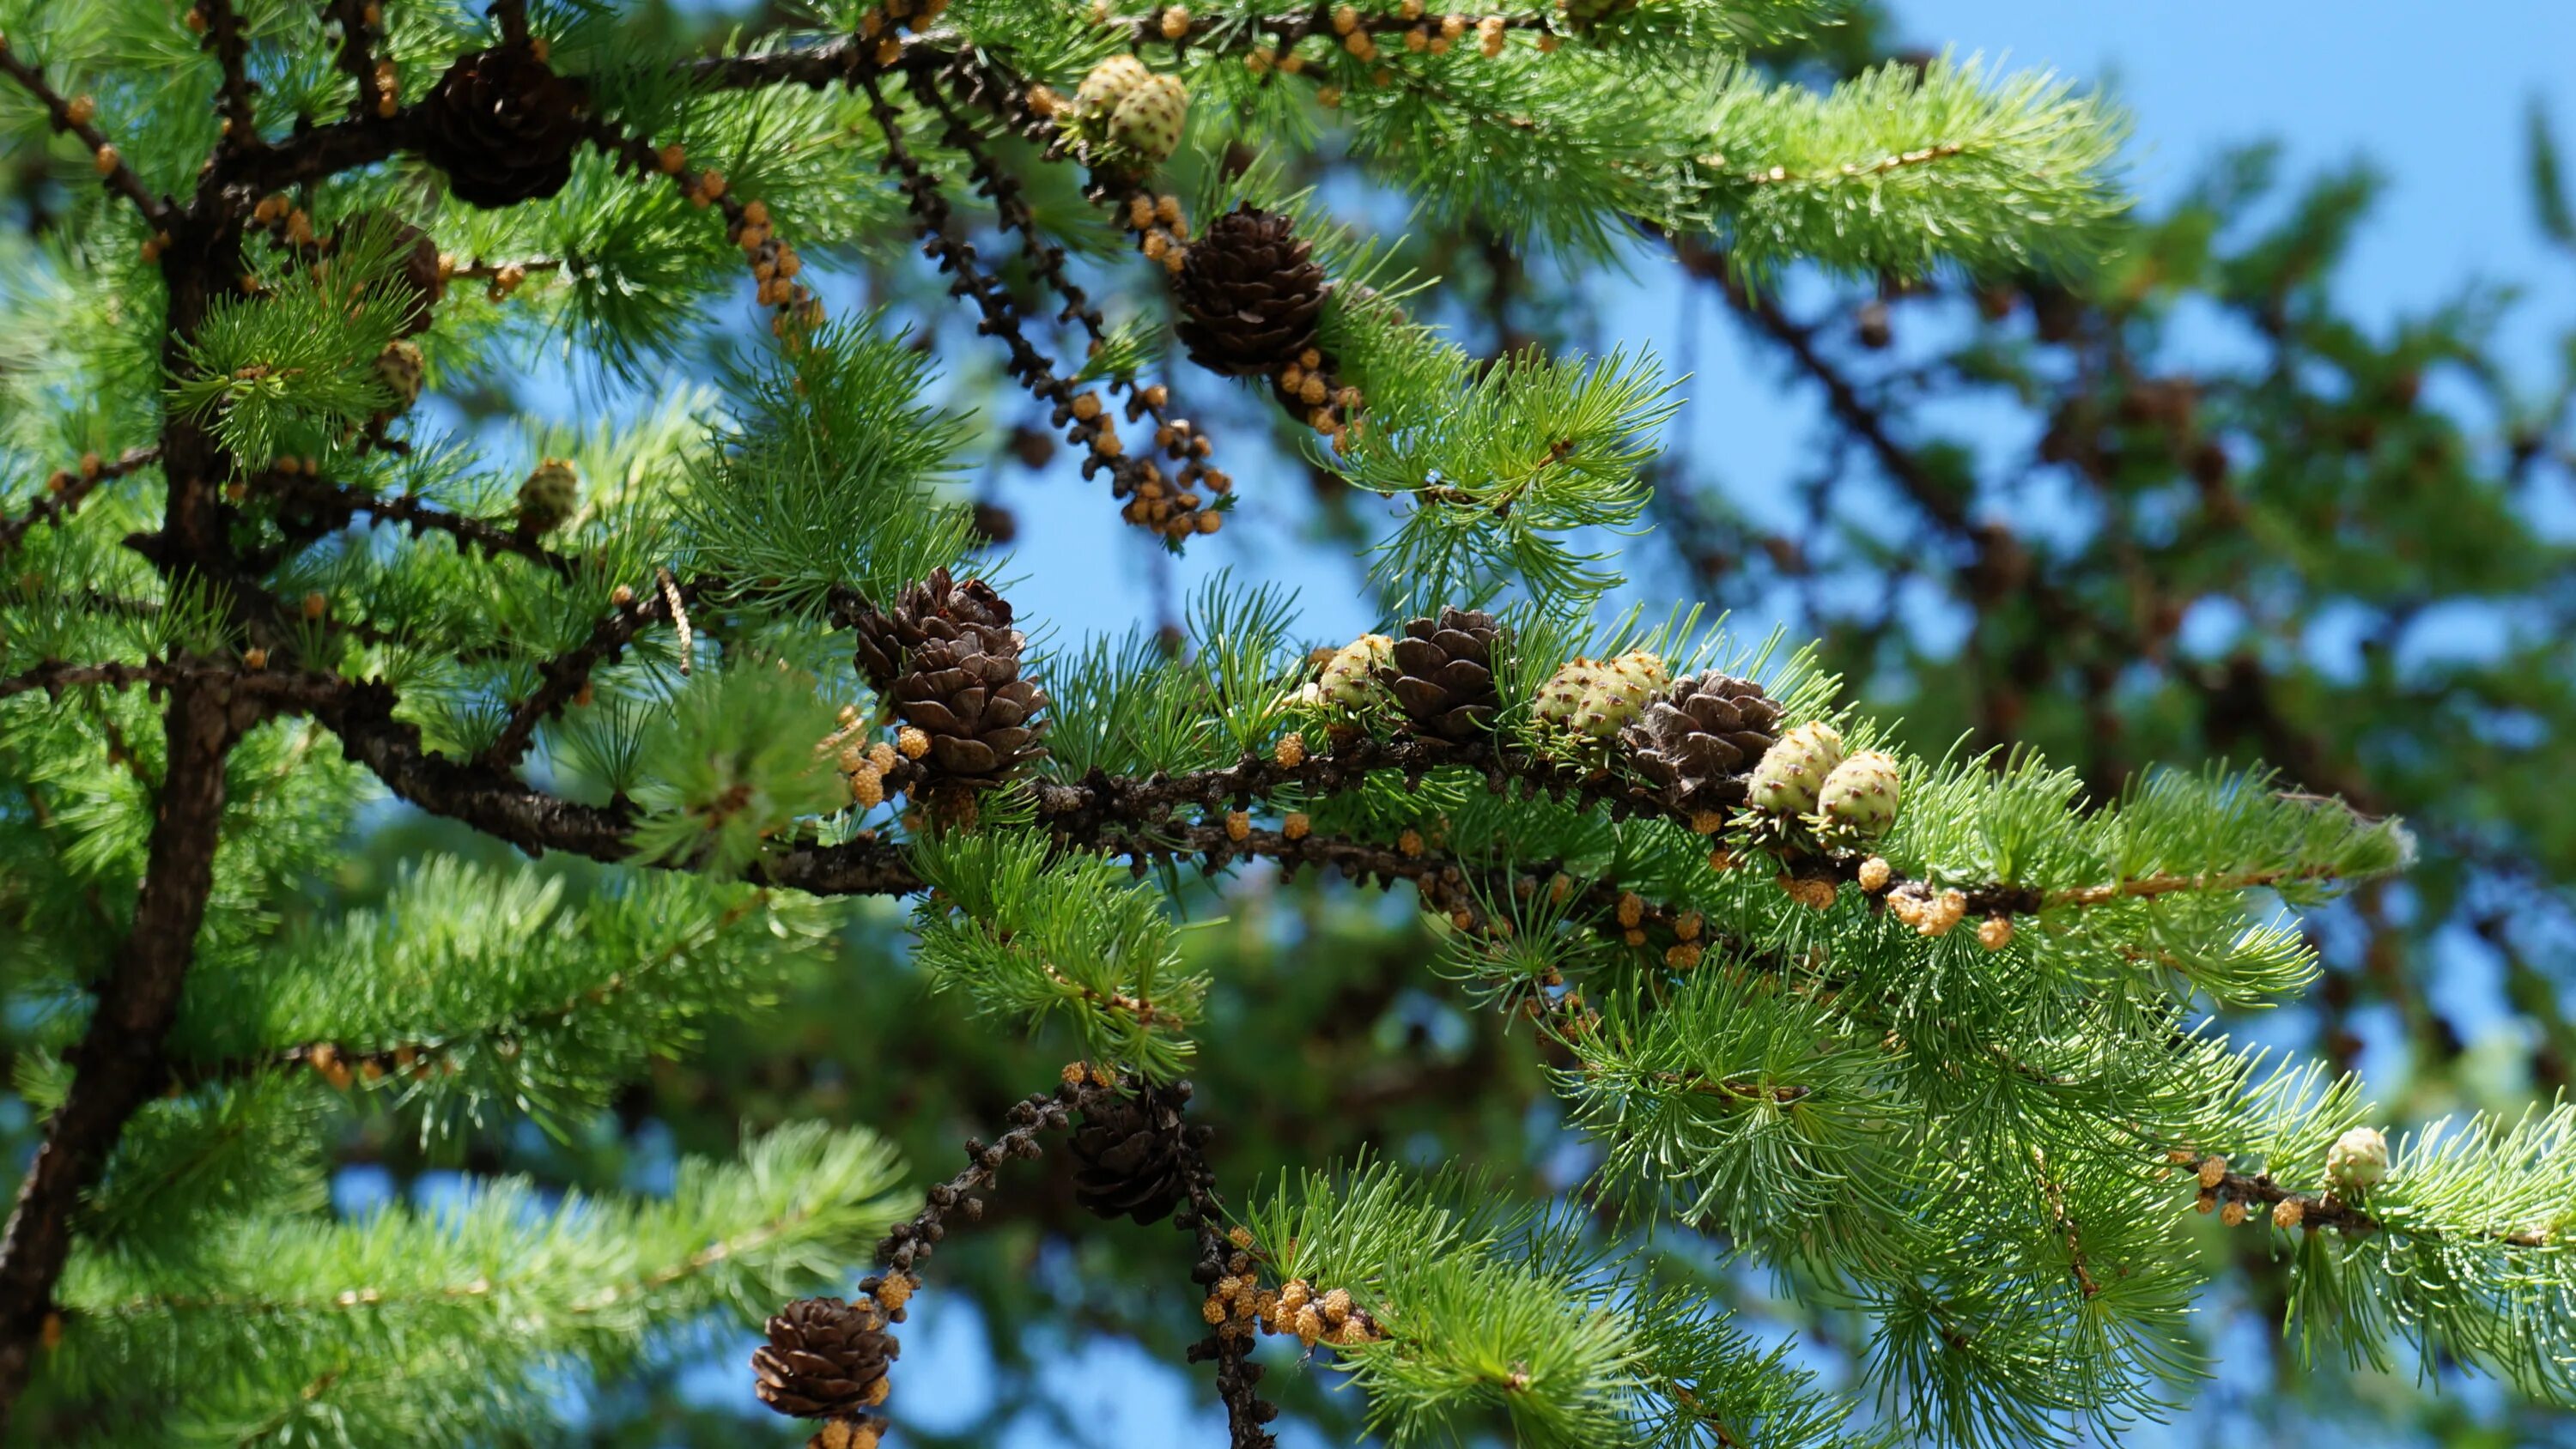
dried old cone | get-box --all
[416,43,587,209]
[338,209,442,335]
[1377,607,1504,739]
[1173,205,1327,379]
[1067,1083,1191,1225]
[752,1295,898,1419]
[888,635,1049,783]
[860,571,1050,782]
[851,567,1018,690]
[1619,672,1781,811]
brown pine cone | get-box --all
[1173,205,1327,379]
[1068,1084,1191,1225]
[851,567,1020,691]
[751,1296,898,1419]
[1376,607,1504,740]
[1618,672,1782,812]
[337,209,442,336]
[887,634,1050,780]
[415,43,586,209]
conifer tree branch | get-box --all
[858,69,1204,541]
[320,0,384,122]
[227,111,408,194]
[917,72,1232,534]
[264,473,579,577]
[0,679,239,1422]
[480,579,692,771]
[0,658,343,708]
[1,447,159,558]
[0,42,168,224]
[197,0,264,149]
[1123,3,1552,52]
[0,659,168,700]
[0,113,270,1416]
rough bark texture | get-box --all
[0,679,236,1419]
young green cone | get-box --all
[1747,720,1846,814]
[2326,1125,2390,1192]
[1319,634,1393,708]
[517,458,580,535]
[1814,749,1900,843]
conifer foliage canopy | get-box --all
[0,0,2565,1446]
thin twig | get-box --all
[0,446,158,556]
[0,43,167,222]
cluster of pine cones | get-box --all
[1303,609,1905,842]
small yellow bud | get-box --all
[1283,811,1311,840]
[2272,1198,2306,1229]
[1224,809,1250,842]
[896,725,931,760]
[2196,1155,2227,1189]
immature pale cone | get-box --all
[2326,1125,2390,1191]
[751,1295,898,1419]
[1578,650,1668,737]
[1065,56,1186,173]
[1535,651,1668,741]
[1107,73,1188,168]
[1319,634,1393,707]
[517,458,579,535]
[1534,658,1603,731]
[1073,54,1152,122]
[1747,720,1845,814]
[1814,749,1901,840]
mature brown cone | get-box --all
[415,43,586,209]
[337,209,442,336]
[1172,205,1327,378]
[888,634,1051,780]
[751,1296,898,1419]
[1376,607,1505,740]
[1068,1084,1191,1225]
[1618,672,1783,811]
[851,567,1018,691]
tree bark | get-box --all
[0,676,237,1424]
